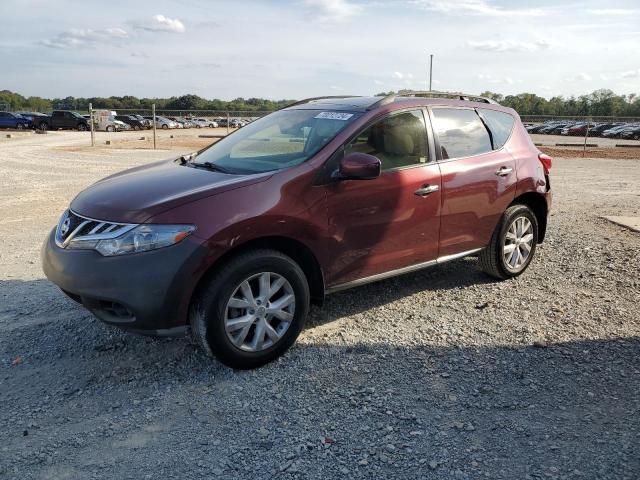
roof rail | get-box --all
[283,95,361,109]
[367,90,500,110]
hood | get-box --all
[70,159,272,223]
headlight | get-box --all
[95,224,195,256]
[67,224,196,256]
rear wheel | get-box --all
[106,125,115,132]
[190,249,310,369]
[478,204,538,279]
[162,124,168,129]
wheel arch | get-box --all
[190,235,325,312]
[511,192,548,243]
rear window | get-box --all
[478,108,515,150]
[431,108,492,159]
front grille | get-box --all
[55,209,136,248]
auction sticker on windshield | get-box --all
[314,112,354,121]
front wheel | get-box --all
[106,125,115,132]
[478,204,538,279]
[190,249,310,369]
[77,123,87,131]
[162,124,168,129]
[16,123,24,130]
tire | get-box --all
[478,204,538,280]
[16,123,24,130]
[190,249,310,369]
[106,125,114,132]
[162,124,168,129]
[39,122,48,131]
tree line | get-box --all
[2,88,639,117]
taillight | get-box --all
[538,153,552,174]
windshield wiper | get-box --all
[189,160,234,174]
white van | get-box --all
[93,110,129,132]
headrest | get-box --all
[383,126,414,155]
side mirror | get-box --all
[337,152,381,180]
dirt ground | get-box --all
[1,130,639,479]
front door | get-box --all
[429,106,517,257]
[325,109,441,287]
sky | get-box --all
[1,0,639,100]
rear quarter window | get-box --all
[478,108,515,150]
[431,108,492,159]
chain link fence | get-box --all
[82,105,273,148]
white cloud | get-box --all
[39,13,185,49]
[40,27,129,49]
[134,14,186,33]
[392,71,405,79]
[564,72,592,82]
[476,73,514,85]
[304,0,362,22]
[411,0,546,17]
[621,69,640,79]
[587,8,640,16]
[468,39,552,52]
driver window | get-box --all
[345,110,429,171]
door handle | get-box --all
[495,166,513,177]
[414,184,439,197]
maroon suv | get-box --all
[42,93,552,369]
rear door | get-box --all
[325,109,442,286]
[51,111,65,128]
[429,106,517,257]
[0,112,9,128]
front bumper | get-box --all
[41,229,207,335]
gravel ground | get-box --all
[1,132,639,479]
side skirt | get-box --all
[324,248,483,295]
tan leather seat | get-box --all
[382,125,415,169]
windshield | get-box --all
[193,109,360,174]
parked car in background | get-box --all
[131,114,152,129]
[191,118,206,128]
[115,115,146,130]
[15,111,48,129]
[561,122,596,136]
[43,93,552,369]
[143,115,178,129]
[601,125,631,138]
[618,124,640,140]
[230,119,246,128]
[588,123,618,136]
[39,111,90,131]
[0,111,31,130]
[203,118,219,128]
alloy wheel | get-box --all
[503,216,534,272]
[224,272,295,352]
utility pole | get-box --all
[429,54,434,91]
[152,103,157,150]
[89,103,95,147]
